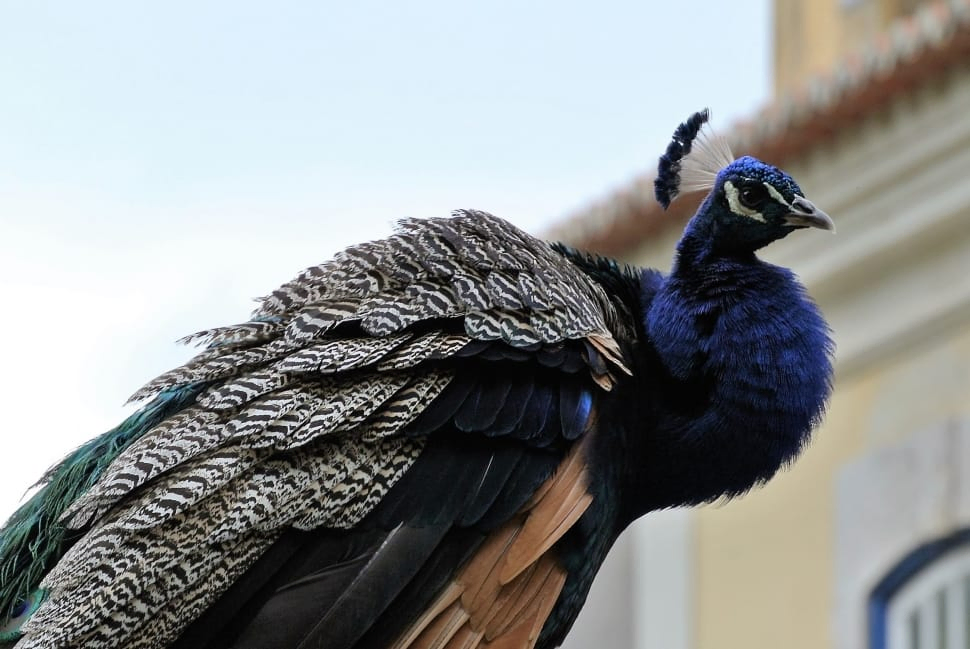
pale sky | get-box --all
[0,1,770,519]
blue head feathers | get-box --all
[656,110,835,253]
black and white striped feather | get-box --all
[12,210,630,649]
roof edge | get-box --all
[548,0,970,256]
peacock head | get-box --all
[655,109,834,255]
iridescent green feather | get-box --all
[0,383,206,633]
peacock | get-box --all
[0,109,835,649]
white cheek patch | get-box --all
[724,180,766,222]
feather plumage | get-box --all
[0,111,835,649]
[654,108,735,208]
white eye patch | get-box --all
[723,180,796,222]
[723,180,765,222]
[764,183,794,210]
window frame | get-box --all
[868,528,970,649]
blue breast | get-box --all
[646,259,834,495]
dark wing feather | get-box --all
[171,527,388,649]
[11,211,629,649]
[277,524,452,649]
[488,377,535,437]
[220,437,592,649]
[179,432,565,649]
[388,438,593,649]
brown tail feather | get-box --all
[393,439,591,649]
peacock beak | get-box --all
[785,196,836,233]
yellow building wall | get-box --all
[773,0,926,97]
[774,0,844,96]
[692,326,970,649]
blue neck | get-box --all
[638,230,834,508]
[674,200,795,261]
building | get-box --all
[553,1,970,647]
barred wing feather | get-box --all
[9,211,630,649]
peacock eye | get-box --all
[10,600,28,619]
[738,184,769,209]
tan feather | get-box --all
[392,438,589,649]
[390,583,464,649]
[498,441,593,584]
[460,523,521,613]
[469,562,537,631]
[486,557,558,638]
[479,617,534,649]
[409,601,471,649]
[443,625,486,649]
[587,332,632,376]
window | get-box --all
[869,529,970,649]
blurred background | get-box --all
[2,1,969,648]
